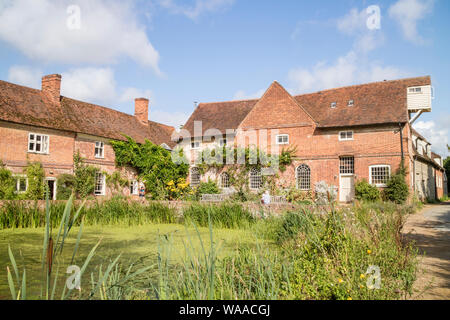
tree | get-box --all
[444,156,450,191]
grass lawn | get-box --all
[0,223,264,299]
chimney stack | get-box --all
[135,98,149,125]
[41,74,62,104]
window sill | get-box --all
[28,151,49,155]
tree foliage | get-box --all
[0,160,16,200]
[24,162,45,200]
[110,136,189,199]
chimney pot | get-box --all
[135,98,149,125]
[41,74,62,104]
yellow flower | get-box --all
[360,274,366,279]
[347,297,352,300]
[338,279,344,284]
[359,284,365,289]
[367,249,372,254]
[167,180,174,186]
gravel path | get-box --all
[403,202,450,300]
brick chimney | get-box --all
[135,98,149,125]
[41,74,61,104]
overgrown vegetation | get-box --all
[0,160,16,200]
[111,136,189,200]
[355,179,381,202]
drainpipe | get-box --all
[399,123,404,162]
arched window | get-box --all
[220,172,230,189]
[249,168,262,190]
[296,164,311,190]
[190,167,201,187]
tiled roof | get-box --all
[0,79,176,148]
[182,99,258,137]
[181,76,431,134]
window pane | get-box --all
[340,157,354,174]
[371,166,390,185]
[190,168,201,187]
[249,169,262,190]
[296,164,311,190]
[29,143,34,151]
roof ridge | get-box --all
[292,76,431,97]
[199,98,259,105]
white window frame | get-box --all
[339,131,354,141]
[369,165,391,187]
[348,100,354,107]
[249,168,262,190]
[14,175,28,193]
[191,141,201,150]
[94,173,106,196]
[190,167,201,187]
[296,164,311,191]
[130,180,139,195]
[220,172,230,189]
[28,133,49,154]
[276,134,289,145]
[219,138,227,147]
[408,87,422,94]
[331,102,337,109]
[95,141,105,159]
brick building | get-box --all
[0,74,175,199]
[177,76,447,201]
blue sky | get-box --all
[0,0,448,155]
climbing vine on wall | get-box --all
[73,152,99,199]
[110,136,189,199]
[24,162,45,200]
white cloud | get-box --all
[158,0,235,20]
[288,7,405,94]
[389,0,434,45]
[414,120,449,157]
[119,87,153,103]
[233,89,265,100]
[0,0,161,74]
[288,51,407,94]
[7,65,42,89]
[61,68,117,104]
[151,110,190,129]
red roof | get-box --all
[182,76,431,135]
[0,79,176,147]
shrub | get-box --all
[74,152,99,198]
[282,186,313,204]
[355,179,380,202]
[25,162,45,200]
[274,210,310,244]
[195,179,220,198]
[383,174,409,204]
[314,181,337,204]
[0,162,16,200]
[56,174,76,200]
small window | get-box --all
[339,131,354,141]
[130,180,138,195]
[15,176,28,193]
[340,156,355,174]
[95,141,104,158]
[331,102,337,108]
[28,133,49,154]
[219,138,227,147]
[220,172,230,189]
[94,173,106,196]
[249,168,262,190]
[190,167,201,187]
[276,134,289,145]
[370,165,391,187]
[409,87,422,94]
[191,141,201,149]
[348,100,354,107]
[296,164,311,191]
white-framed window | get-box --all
[94,173,106,196]
[348,100,354,107]
[331,102,337,108]
[408,87,422,94]
[95,141,104,158]
[249,168,262,190]
[191,141,201,150]
[369,165,391,187]
[190,167,201,187]
[219,138,227,147]
[296,164,311,191]
[28,133,49,154]
[276,134,289,145]
[130,180,139,195]
[339,131,354,141]
[14,175,28,193]
[220,172,230,189]
[340,156,355,174]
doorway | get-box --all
[339,175,355,202]
[45,178,57,200]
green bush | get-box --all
[274,210,310,244]
[355,179,380,202]
[25,162,45,200]
[74,152,99,198]
[56,174,76,200]
[383,174,409,204]
[195,179,219,198]
[0,162,16,200]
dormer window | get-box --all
[409,87,422,93]
[331,102,337,108]
[348,100,354,107]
